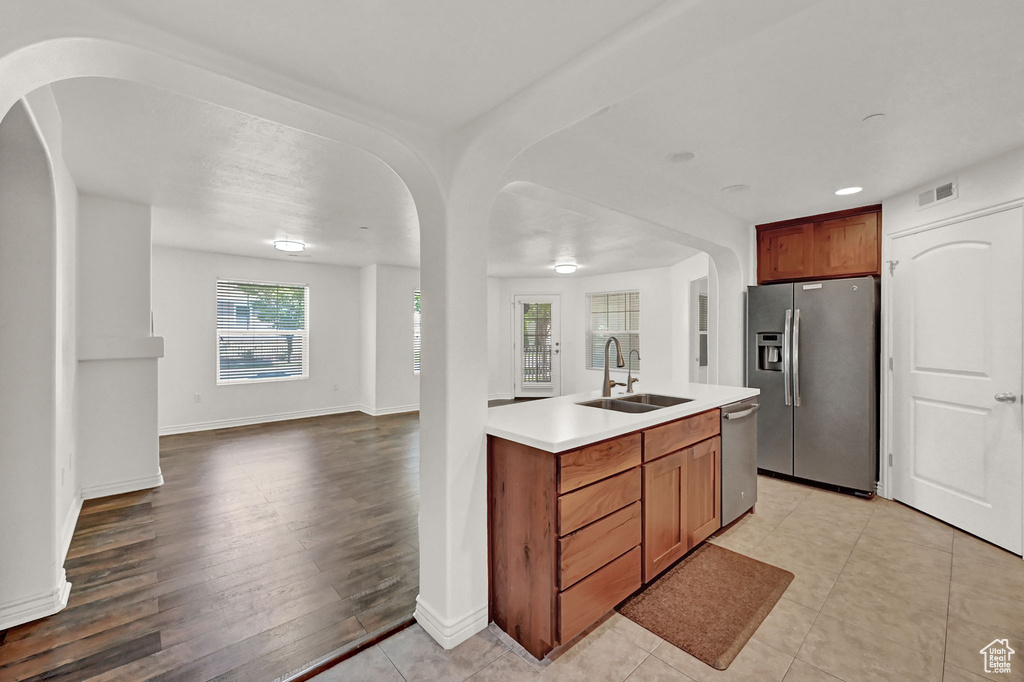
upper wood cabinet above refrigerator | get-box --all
[756,205,881,284]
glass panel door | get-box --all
[513,295,561,397]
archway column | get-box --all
[415,169,494,648]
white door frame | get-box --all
[881,197,1024,557]
[511,293,561,398]
[689,277,709,384]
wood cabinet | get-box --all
[757,222,815,283]
[812,213,879,278]
[641,432,722,582]
[686,436,722,547]
[642,448,687,581]
[488,408,723,659]
[756,205,881,284]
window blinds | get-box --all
[586,291,640,371]
[216,280,309,383]
[413,289,422,373]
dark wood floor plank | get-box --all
[0,412,420,681]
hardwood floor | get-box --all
[0,411,420,682]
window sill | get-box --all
[217,375,309,386]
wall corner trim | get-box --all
[0,569,71,631]
[81,472,164,501]
[60,495,83,563]
[414,595,488,650]
[359,404,420,417]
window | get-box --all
[413,288,421,374]
[586,291,640,371]
[698,292,709,368]
[216,280,308,383]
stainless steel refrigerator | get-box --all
[746,276,878,492]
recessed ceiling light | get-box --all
[835,187,863,195]
[554,263,578,274]
[721,184,750,194]
[359,226,370,230]
[274,240,305,252]
[862,113,886,123]
[667,150,697,163]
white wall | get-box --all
[360,265,377,411]
[369,264,420,413]
[669,253,711,384]
[24,86,81,561]
[0,99,68,630]
[77,195,163,498]
[882,145,1024,234]
[490,262,710,398]
[153,246,363,433]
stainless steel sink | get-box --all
[617,393,694,407]
[577,398,663,413]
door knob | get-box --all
[995,392,1018,404]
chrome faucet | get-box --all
[602,337,626,397]
[626,349,641,393]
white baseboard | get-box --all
[414,595,488,650]
[60,495,83,563]
[81,471,164,500]
[0,569,71,631]
[158,405,362,435]
[488,393,513,401]
[359,404,420,417]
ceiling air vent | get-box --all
[917,178,958,210]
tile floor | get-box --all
[315,475,1024,682]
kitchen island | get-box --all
[485,382,759,659]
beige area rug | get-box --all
[618,543,794,670]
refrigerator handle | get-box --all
[793,308,802,407]
[783,308,793,406]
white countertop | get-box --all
[486,381,759,452]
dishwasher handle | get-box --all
[723,403,760,420]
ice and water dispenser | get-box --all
[756,332,783,372]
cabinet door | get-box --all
[813,212,880,277]
[757,223,814,283]
[642,450,687,582]
[686,436,721,547]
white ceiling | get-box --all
[45,1,1024,276]
[532,0,1024,225]
[50,77,697,276]
[80,0,664,131]
[488,191,698,279]
[51,77,421,268]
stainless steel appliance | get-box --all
[721,397,760,525]
[746,277,878,492]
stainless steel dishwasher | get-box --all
[721,397,760,526]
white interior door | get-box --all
[891,206,1023,554]
[513,295,561,398]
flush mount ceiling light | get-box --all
[554,263,578,274]
[667,150,697,163]
[835,187,863,196]
[721,184,750,194]
[274,240,305,252]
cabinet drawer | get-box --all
[644,409,720,462]
[559,546,641,644]
[559,502,641,589]
[559,433,641,494]
[558,468,641,535]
